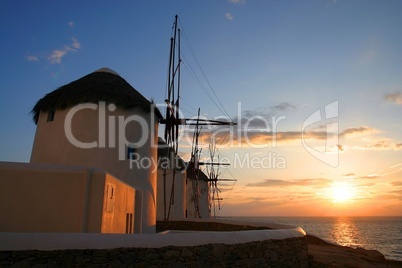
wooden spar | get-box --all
[199,162,230,166]
[209,178,237,181]
[160,117,235,126]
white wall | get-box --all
[0,162,135,233]
[186,177,210,219]
[156,168,186,221]
[30,105,158,233]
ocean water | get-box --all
[222,216,402,261]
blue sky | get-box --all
[1,0,401,216]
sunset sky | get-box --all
[1,0,401,217]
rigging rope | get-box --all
[178,17,233,120]
[162,16,238,219]
[178,96,199,115]
[180,54,225,116]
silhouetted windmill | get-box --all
[204,140,237,218]
[159,15,236,220]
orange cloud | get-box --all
[182,125,373,149]
[339,126,376,137]
[390,181,402,187]
[355,140,402,151]
[384,92,402,105]
[247,178,332,188]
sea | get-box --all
[219,216,402,261]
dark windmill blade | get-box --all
[204,139,238,218]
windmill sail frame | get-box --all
[159,15,236,221]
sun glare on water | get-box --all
[331,183,355,203]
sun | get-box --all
[331,183,355,203]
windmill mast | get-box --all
[160,15,236,221]
[162,15,181,221]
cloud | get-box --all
[47,37,81,64]
[48,49,68,64]
[71,37,81,49]
[354,170,397,180]
[342,172,394,181]
[26,22,81,64]
[339,126,376,138]
[230,102,298,129]
[193,129,330,148]
[25,55,38,62]
[355,140,402,151]
[225,13,234,21]
[247,178,332,188]
[390,181,402,187]
[183,122,379,150]
[390,189,402,196]
[384,92,402,105]
[359,182,376,187]
[359,175,380,180]
[325,0,337,8]
[228,0,246,4]
[183,120,341,148]
[271,102,298,112]
[254,130,328,144]
[234,109,272,128]
[390,163,402,169]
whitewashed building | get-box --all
[0,162,135,233]
[0,68,161,233]
[156,138,187,221]
[186,166,210,219]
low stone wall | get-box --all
[0,236,307,267]
[156,220,271,232]
[0,221,308,267]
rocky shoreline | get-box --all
[157,221,402,268]
[306,234,402,268]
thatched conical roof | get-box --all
[31,68,161,124]
[187,164,208,182]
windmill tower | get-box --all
[156,138,187,220]
[30,68,161,233]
